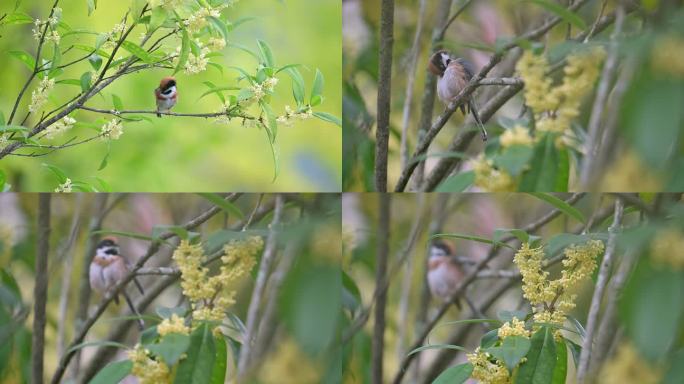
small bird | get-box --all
[428,50,487,141]
[427,240,465,304]
[155,76,177,117]
[89,237,145,329]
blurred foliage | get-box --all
[342,193,684,383]
[343,0,684,191]
[0,193,341,383]
[0,0,342,192]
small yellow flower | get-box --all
[54,178,72,193]
[128,344,170,384]
[500,125,534,148]
[467,348,511,384]
[498,317,530,339]
[157,314,190,336]
[44,116,76,139]
[470,154,516,192]
[101,118,124,140]
[29,78,55,113]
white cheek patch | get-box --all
[441,53,450,69]
[162,85,176,97]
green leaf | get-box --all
[431,363,473,384]
[496,310,529,323]
[112,94,124,111]
[198,86,240,102]
[264,120,280,182]
[431,233,515,249]
[310,69,324,105]
[408,344,468,356]
[174,29,190,74]
[518,134,560,192]
[285,67,305,106]
[88,360,132,384]
[1,12,33,25]
[514,327,557,384]
[493,144,533,177]
[551,339,567,384]
[526,0,587,29]
[566,339,581,367]
[149,6,168,31]
[481,328,500,348]
[121,40,154,64]
[197,193,244,219]
[209,336,227,384]
[261,101,278,142]
[174,323,216,384]
[9,50,35,71]
[528,193,586,223]
[88,54,102,70]
[555,148,569,191]
[0,125,29,134]
[98,148,110,171]
[146,333,191,366]
[257,39,275,67]
[621,264,684,361]
[42,163,67,183]
[313,112,341,127]
[342,270,361,314]
[80,71,92,93]
[87,0,96,16]
[484,336,531,372]
[436,171,475,192]
[565,315,586,338]
[207,16,229,43]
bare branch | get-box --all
[76,105,255,120]
[375,0,395,191]
[237,195,285,381]
[373,194,391,383]
[577,198,624,383]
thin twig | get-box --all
[76,105,254,119]
[577,198,624,383]
[400,0,428,171]
[32,193,51,384]
[580,4,625,188]
[375,0,395,191]
[236,195,284,381]
[242,194,264,231]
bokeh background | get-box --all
[0,0,341,192]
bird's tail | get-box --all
[468,100,487,141]
[122,292,145,330]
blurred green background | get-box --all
[0,0,342,192]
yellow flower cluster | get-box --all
[206,37,226,52]
[516,48,605,147]
[514,240,604,326]
[54,178,72,193]
[44,116,76,139]
[101,118,124,140]
[172,237,261,323]
[185,7,221,33]
[127,344,170,384]
[276,105,314,127]
[471,154,516,192]
[157,314,190,336]
[498,317,530,339]
[601,151,662,192]
[29,78,55,113]
[650,228,684,270]
[466,348,511,384]
[500,125,534,148]
[598,342,662,384]
[652,36,684,78]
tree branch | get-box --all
[577,197,624,383]
[236,194,284,381]
[375,0,395,191]
[76,105,254,120]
